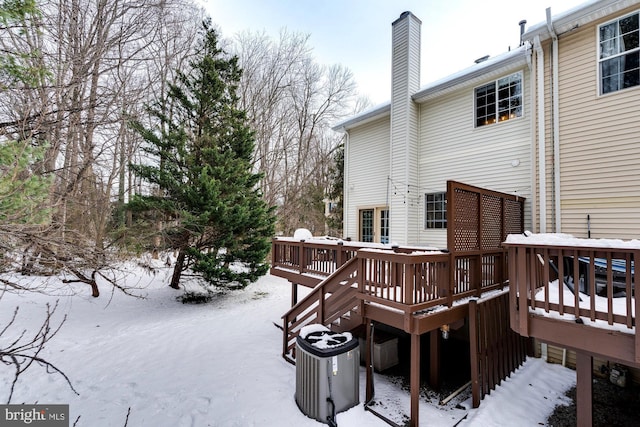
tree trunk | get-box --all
[170,249,185,289]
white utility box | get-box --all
[359,335,399,372]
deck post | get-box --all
[576,351,593,427]
[282,317,288,359]
[635,250,640,364]
[291,283,298,307]
[410,333,420,427]
[271,238,277,267]
[469,298,480,408]
[517,247,529,336]
[365,320,374,403]
[429,329,440,389]
[290,283,298,329]
[298,240,306,274]
[336,240,345,268]
[472,254,482,296]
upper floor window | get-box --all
[425,192,446,229]
[475,72,522,127]
[599,12,640,94]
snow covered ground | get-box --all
[0,259,576,426]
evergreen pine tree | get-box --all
[0,1,50,225]
[0,0,47,90]
[130,20,275,290]
[326,144,344,236]
[0,141,50,224]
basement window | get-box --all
[599,11,640,95]
[475,72,522,127]
[425,192,446,229]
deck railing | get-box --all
[451,250,507,299]
[357,249,451,313]
[271,238,363,277]
[272,238,510,307]
[505,241,638,335]
[281,257,360,363]
[274,239,511,360]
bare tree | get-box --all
[233,30,360,235]
[0,0,204,294]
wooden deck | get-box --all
[504,235,638,426]
[272,181,528,427]
[272,237,508,339]
[273,181,638,427]
[271,237,527,426]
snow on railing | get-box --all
[272,237,509,312]
[504,233,638,333]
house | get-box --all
[333,0,640,248]
[515,2,640,423]
[273,2,640,426]
[333,11,533,248]
[273,181,527,427]
[523,0,640,240]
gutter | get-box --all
[331,102,391,132]
[524,0,638,42]
[546,8,561,234]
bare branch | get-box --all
[0,300,77,403]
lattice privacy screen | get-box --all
[448,181,524,253]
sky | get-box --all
[199,0,588,104]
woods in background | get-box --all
[0,0,365,292]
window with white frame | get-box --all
[475,72,522,127]
[380,209,389,244]
[425,192,446,229]
[360,209,374,242]
[599,11,640,95]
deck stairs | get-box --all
[281,257,361,363]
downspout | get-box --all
[546,8,561,233]
[534,35,547,232]
[343,130,350,239]
[525,40,537,234]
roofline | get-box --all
[331,102,391,132]
[522,0,640,42]
[412,44,530,103]
[332,46,528,131]
[332,0,640,131]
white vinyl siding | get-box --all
[344,117,390,241]
[556,9,640,239]
[417,68,532,249]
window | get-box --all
[359,207,388,243]
[475,72,522,127]
[425,192,446,229]
[360,209,374,242]
[380,209,389,244]
[599,12,640,94]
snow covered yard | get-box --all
[0,261,576,426]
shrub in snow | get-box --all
[178,291,214,304]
